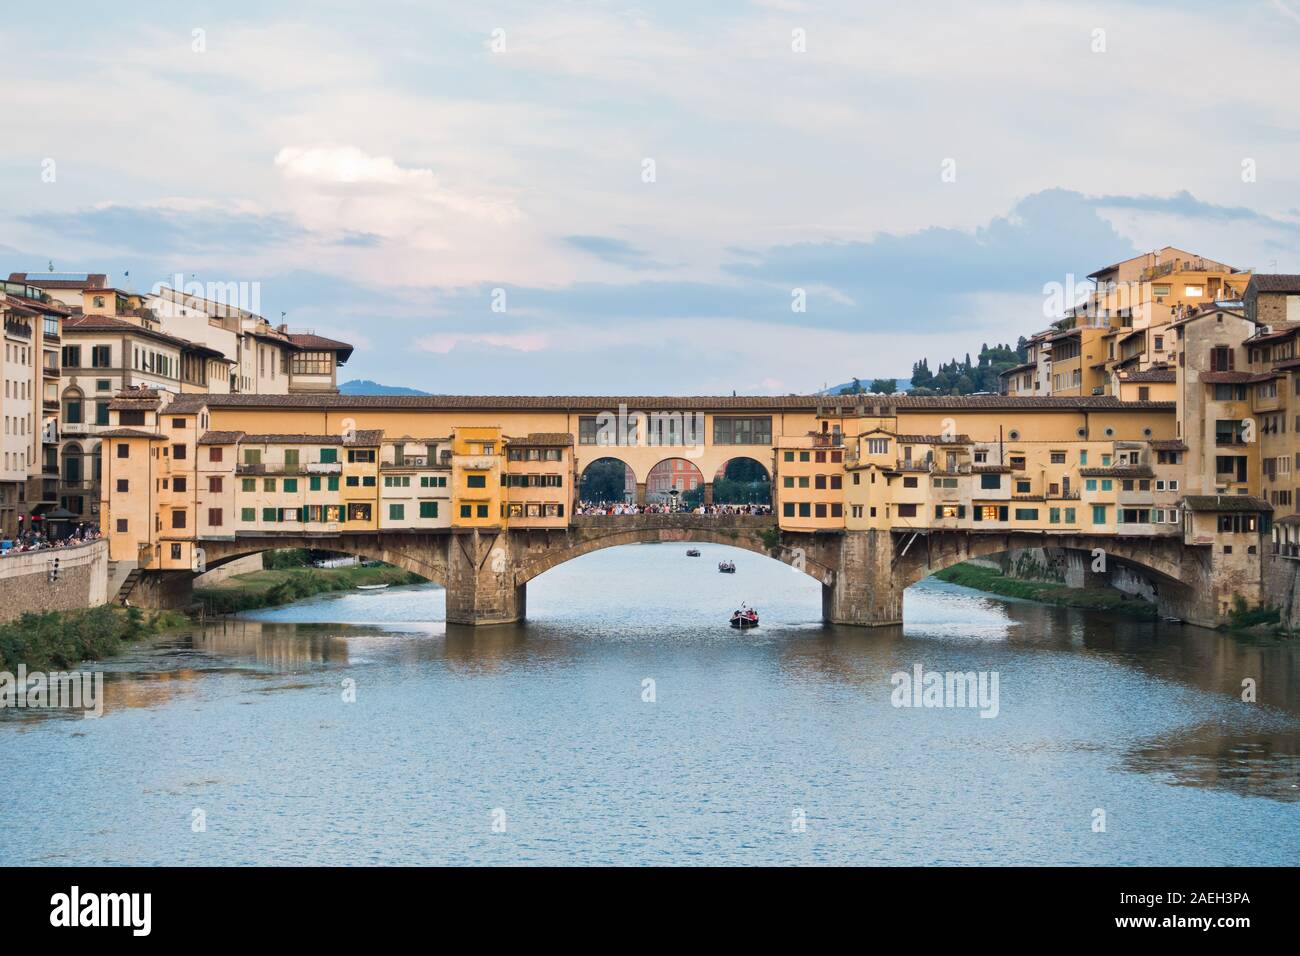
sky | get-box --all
[4,0,1300,394]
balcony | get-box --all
[305,461,342,475]
[381,456,431,469]
[4,318,32,339]
[237,463,308,476]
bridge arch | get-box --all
[894,529,1201,616]
[510,516,834,587]
[195,533,449,587]
[578,456,637,504]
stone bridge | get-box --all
[138,517,1220,626]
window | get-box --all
[209,476,223,493]
[783,451,794,462]
[476,504,489,518]
[1210,346,1234,372]
[1092,505,1107,524]
[61,345,81,368]
[91,345,111,368]
[798,503,811,518]
[327,476,339,491]
[320,448,338,464]
[310,476,321,491]
[783,502,795,517]
[95,401,110,425]
[241,478,255,492]
[244,449,262,465]
[284,449,299,468]
[713,417,772,445]
[283,479,298,493]
[460,505,472,518]
[467,474,487,488]
[347,449,375,463]
[292,351,335,375]
[1050,451,1066,464]
[419,502,438,519]
[262,507,278,523]
[980,473,1001,489]
[263,478,277,492]
[173,476,187,492]
[866,438,888,455]
[171,510,186,529]
[241,508,255,522]
[815,503,827,518]
[389,504,405,520]
[115,519,128,533]
[209,446,223,462]
[208,508,223,527]
[346,476,359,487]
[172,444,186,460]
[116,443,130,459]
[1016,480,1031,494]
[116,479,129,493]
[1014,508,1039,520]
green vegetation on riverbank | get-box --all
[934,562,1159,619]
[195,564,425,614]
[0,605,189,671]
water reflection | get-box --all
[3,543,1300,865]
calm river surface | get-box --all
[3,543,1299,865]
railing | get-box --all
[895,458,933,473]
[4,318,32,339]
[306,462,342,474]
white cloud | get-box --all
[417,331,551,354]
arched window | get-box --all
[63,442,83,484]
[62,386,84,424]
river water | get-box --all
[3,543,1299,865]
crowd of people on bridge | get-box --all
[1,524,101,557]
[575,501,772,516]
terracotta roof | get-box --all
[1271,357,1300,372]
[286,332,354,363]
[1182,495,1272,513]
[8,272,107,289]
[511,432,574,446]
[972,465,1012,473]
[1200,371,1273,384]
[1,292,72,316]
[197,430,246,445]
[109,397,162,411]
[1150,439,1188,451]
[1080,466,1154,478]
[1246,274,1300,294]
[1121,368,1176,383]
[96,428,165,439]
[997,362,1035,377]
[64,313,191,348]
[162,393,1177,414]
[1244,326,1300,345]
[894,434,974,445]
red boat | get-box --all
[730,605,759,629]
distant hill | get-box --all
[339,379,430,396]
[822,378,912,396]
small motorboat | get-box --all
[355,583,390,591]
[730,605,759,629]
[686,548,701,557]
[718,561,736,573]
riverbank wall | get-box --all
[0,540,108,624]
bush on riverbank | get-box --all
[195,564,425,614]
[934,562,1158,620]
[0,605,188,671]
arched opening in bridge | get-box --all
[525,541,822,628]
[579,457,636,504]
[646,457,703,505]
[906,546,1195,625]
[712,457,772,504]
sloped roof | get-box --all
[1182,495,1272,513]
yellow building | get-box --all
[451,426,503,528]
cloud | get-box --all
[416,331,551,354]
[563,235,664,270]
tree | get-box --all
[869,378,897,394]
